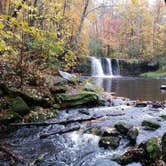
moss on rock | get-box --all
[145,137,161,161]
[142,120,160,131]
[55,91,104,108]
[10,97,30,116]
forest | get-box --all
[0,0,166,166]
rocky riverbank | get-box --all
[0,74,166,166]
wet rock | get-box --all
[144,137,161,161]
[112,148,143,165]
[135,101,147,107]
[99,136,121,149]
[141,120,160,130]
[160,85,166,90]
[161,132,166,162]
[0,110,22,125]
[127,128,139,144]
[160,115,166,120]
[152,102,163,109]
[114,122,133,135]
[55,91,104,108]
[102,128,120,137]
[10,97,30,116]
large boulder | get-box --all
[99,136,121,149]
[162,132,166,162]
[114,122,133,135]
[55,91,104,108]
[0,110,22,125]
[10,97,30,116]
[141,120,160,131]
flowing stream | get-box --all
[1,100,166,166]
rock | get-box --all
[99,136,121,149]
[144,137,161,161]
[44,75,67,86]
[55,91,104,108]
[161,132,166,162]
[10,97,30,116]
[84,82,97,92]
[141,120,160,130]
[102,128,120,137]
[135,101,147,107]
[112,148,143,165]
[160,115,166,120]
[0,110,22,125]
[114,122,133,135]
[127,128,139,144]
[160,85,166,90]
[50,85,67,94]
[59,70,77,83]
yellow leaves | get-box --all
[63,50,77,71]
[131,0,139,4]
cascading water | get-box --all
[106,58,113,75]
[90,57,104,76]
[90,57,120,77]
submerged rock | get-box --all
[10,97,30,116]
[141,120,160,130]
[161,133,166,162]
[55,91,104,108]
[0,110,22,125]
[127,128,139,144]
[114,122,133,135]
[99,136,121,149]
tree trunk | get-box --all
[72,0,90,53]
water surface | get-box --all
[92,77,166,101]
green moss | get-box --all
[145,137,161,161]
[140,65,166,78]
[162,133,166,162]
[10,97,30,116]
[142,120,160,130]
[55,91,103,108]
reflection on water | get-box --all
[92,77,166,101]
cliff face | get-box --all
[75,57,159,76]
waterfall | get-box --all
[106,58,113,75]
[90,57,120,77]
[90,57,104,76]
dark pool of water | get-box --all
[92,77,166,101]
